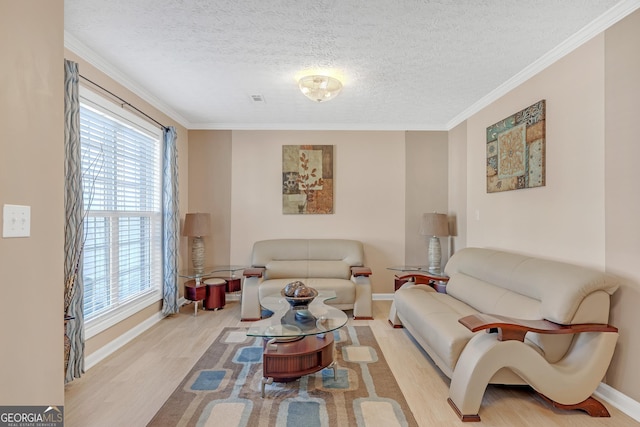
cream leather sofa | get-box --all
[241,239,373,321]
[388,247,619,421]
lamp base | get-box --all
[192,236,205,274]
[428,236,442,273]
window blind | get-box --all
[79,102,162,321]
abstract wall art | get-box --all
[282,145,334,214]
[486,100,546,193]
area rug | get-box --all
[148,326,418,426]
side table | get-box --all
[203,278,226,310]
[184,280,207,316]
[387,266,449,293]
[179,265,247,315]
[224,277,242,293]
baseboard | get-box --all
[373,293,394,301]
[226,292,241,301]
[595,382,640,422]
[84,302,183,370]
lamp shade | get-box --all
[182,213,211,237]
[298,75,343,102]
[419,213,449,237]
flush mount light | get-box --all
[298,75,343,102]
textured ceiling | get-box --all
[64,0,631,130]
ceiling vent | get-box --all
[250,94,265,103]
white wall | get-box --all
[229,130,406,293]
[465,35,606,268]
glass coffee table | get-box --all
[247,291,348,397]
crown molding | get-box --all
[446,0,640,130]
[189,122,447,131]
[64,31,191,129]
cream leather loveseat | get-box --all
[241,239,373,321]
[388,247,619,421]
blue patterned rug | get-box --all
[147,326,418,426]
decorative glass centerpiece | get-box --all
[281,281,318,308]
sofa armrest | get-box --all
[351,266,372,277]
[459,313,618,342]
[243,267,265,278]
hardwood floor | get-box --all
[65,300,638,426]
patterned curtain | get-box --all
[162,126,180,315]
[63,59,85,382]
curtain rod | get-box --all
[79,74,168,131]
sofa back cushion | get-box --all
[265,260,352,279]
[444,247,619,363]
[252,239,364,280]
[445,272,543,320]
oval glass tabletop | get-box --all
[246,291,348,339]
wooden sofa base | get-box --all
[447,393,610,422]
[388,319,403,329]
[447,398,481,422]
[538,394,610,417]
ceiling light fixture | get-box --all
[298,75,343,102]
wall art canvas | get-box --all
[486,100,546,193]
[282,145,334,214]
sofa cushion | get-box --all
[258,278,355,306]
[394,285,478,372]
[446,272,542,320]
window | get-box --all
[79,88,163,337]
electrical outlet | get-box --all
[3,204,31,238]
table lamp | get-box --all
[183,213,210,274]
[419,212,449,272]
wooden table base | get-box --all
[261,333,336,397]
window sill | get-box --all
[85,290,162,339]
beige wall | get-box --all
[457,9,640,401]
[448,121,468,254]
[227,130,407,293]
[604,10,640,402]
[405,131,449,267]
[62,51,190,358]
[187,130,233,268]
[0,1,64,405]
[187,130,450,295]
[465,35,606,267]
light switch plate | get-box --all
[3,204,31,238]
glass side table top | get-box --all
[387,265,449,280]
[247,291,348,339]
[179,265,247,280]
